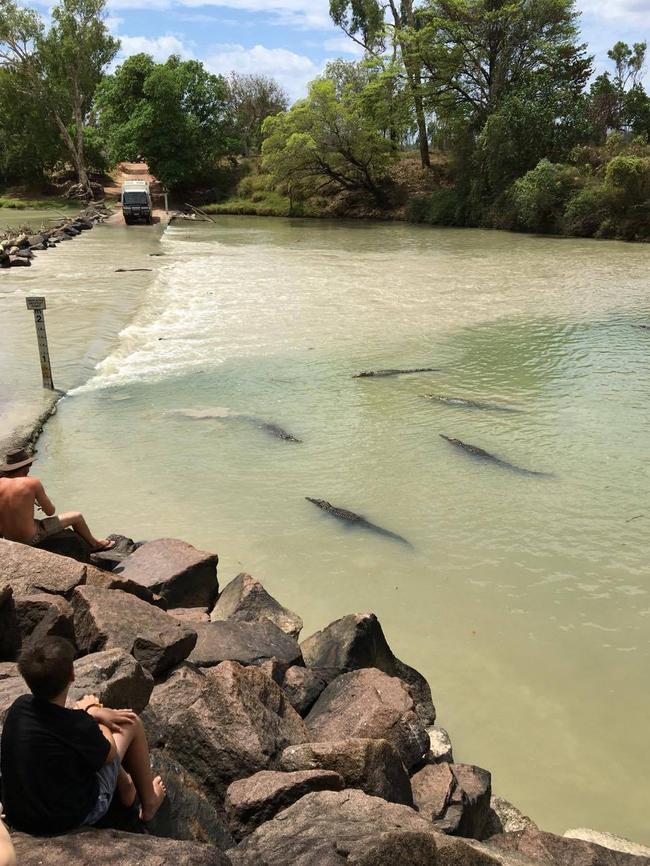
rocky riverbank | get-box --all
[0,204,111,269]
[1,535,649,866]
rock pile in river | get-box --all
[1,535,649,865]
[0,204,111,269]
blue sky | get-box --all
[92,0,650,101]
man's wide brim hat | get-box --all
[0,447,36,473]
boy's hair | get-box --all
[18,637,75,700]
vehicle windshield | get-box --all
[123,191,149,205]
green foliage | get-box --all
[262,74,396,206]
[96,54,235,189]
[511,159,584,233]
[406,187,459,225]
[563,185,612,237]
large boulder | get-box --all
[187,620,302,672]
[115,538,219,609]
[0,588,20,662]
[225,769,345,840]
[11,829,232,866]
[72,585,197,678]
[0,675,28,729]
[89,534,137,571]
[281,665,335,716]
[305,668,429,771]
[144,660,308,804]
[411,763,492,840]
[0,540,87,597]
[67,649,154,713]
[426,725,454,764]
[300,613,435,725]
[229,788,497,866]
[14,593,76,648]
[484,797,537,838]
[148,749,234,849]
[34,529,91,563]
[86,565,165,608]
[211,573,303,638]
[485,828,650,865]
[563,830,650,859]
[411,763,455,823]
[280,738,413,806]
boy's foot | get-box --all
[139,776,166,822]
[116,770,137,809]
[91,538,117,552]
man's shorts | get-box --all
[30,516,63,546]
[82,756,121,826]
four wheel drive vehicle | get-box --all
[122,181,153,224]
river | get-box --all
[1,210,649,843]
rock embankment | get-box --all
[1,534,649,866]
[0,204,111,269]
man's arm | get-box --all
[31,479,55,516]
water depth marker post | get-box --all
[26,296,55,390]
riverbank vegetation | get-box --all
[1,0,649,240]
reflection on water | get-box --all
[2,216,649,843]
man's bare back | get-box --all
[0,476,52,545]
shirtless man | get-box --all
[0,447,114,552]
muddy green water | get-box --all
[1,213,649,843]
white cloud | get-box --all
[206,42,321,98]
[578,0,650,25]
[117,34,193,62]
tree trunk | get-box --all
[53,112,92,198]
[393,0,430,168]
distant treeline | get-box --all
[1,0,649,240]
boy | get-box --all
[0,637,165,835]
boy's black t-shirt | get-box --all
[0,694,111,835]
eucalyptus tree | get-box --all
[0,0,119,196]
[329,0,432,167]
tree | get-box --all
[417,0,591,125]
[330,0,432,167]
[0,68,63,184]
[412,0,591,216]
[228,73,289,156]
[96,55,235,189]
[0,0,118,196]
[608,40,646,91]
[262,76,397,208]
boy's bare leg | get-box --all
[116,768,136,808]
[112,716,166,821]
[56,511,113,551]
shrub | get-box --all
[511,159,584,233]
[563,184,612,237]
[604,155,650,201]
[406,187,460,225]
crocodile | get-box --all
[306,498,412,546]
[440,435,552,477]
[353,367,441,378]
[169,408,302,443]
[424,395,522,413]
